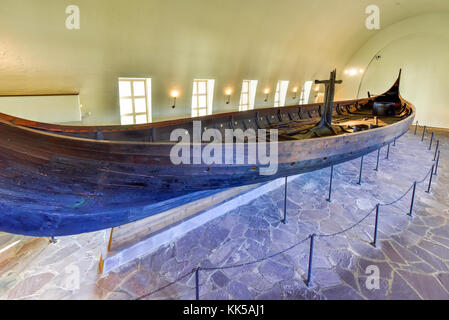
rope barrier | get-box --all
[135,235,312,300]
[136,270,194,300]
[417,166,433,184]
[135,133,440,300]
[379,184,414,207]
[316,207,376,238]
[201,235,312,272]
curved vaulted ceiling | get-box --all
[0,0,448,124]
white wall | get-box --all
[338,13,449,129]
[0,95,81,123]
[3,0,448,125]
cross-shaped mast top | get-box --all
[315,69,342,129]
[302,69,343,138]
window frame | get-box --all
[240,80,250,111]
[274,80,289,107]
[299,80,313,105]
[239,80,258,111]
[192,79,214,117]
[118,78,152,125]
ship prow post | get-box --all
[372,69,403,117]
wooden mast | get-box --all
[303,69,343,138]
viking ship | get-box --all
[0,71,414,237]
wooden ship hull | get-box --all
[0,74,414,237]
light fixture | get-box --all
[264,88,270,102]
[345,68,362,76]
[292,87,298,100]
[225,88,232,104]
[171,90,179,109]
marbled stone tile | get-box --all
[389,272,421,300]
[258,260,294,284]
[431,226,449,238]
[357,276,390,300]
[201,288,229,300]
[335,266,358,291]
[7,272,55,299]
[226,281,253,300]
[389,240,422,263]
[321,285,364,300]
[357,258,393,280]
[379,241,407,264]
[397,270,449,299]
[409,245,449,272]
[311,268,342,287]
[418,239,449,259]
[431,235,449,248]
[256,284,283,300]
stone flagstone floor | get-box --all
[0,130,448,300]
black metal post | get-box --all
[408,182,417,217]
[386,143,390,160]
[327,166,334,202]
[434,151,440,176]
[426,165,435,194]
[434,140,440,161]
[374,148,380,171]
[195,268,200,300]
[393,138,396,147]
[371,204,380,248]
[357,156,364,185]
[282,176,288,224]
[429,132,434,150]
[305,234,315,287]
[421,126,426,142]
[414,121,418,135]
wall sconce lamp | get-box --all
[171,90,179,109]
[292,87,298,100]
[225,89,232,104]
[264,88,270,102]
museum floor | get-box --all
[1,130,448,300]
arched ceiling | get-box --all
[0,0,449,123]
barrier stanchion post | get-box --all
[327,166,334,202]
[408,182,417,217]
[386,143,391,160]
[435,151,440,175]
[414,121,418,135]
[429,132,434,150]
[282,176,288,224]
[108,228,114,252]
[371,204,380,248]
[305,234,315,287]
[434,140,440,161]
[421,126,426,142]
[357,156,364,185]
[393,138,396,147]
[426,165,435,194]
[374,148,380,171]
[195,268,200,300]
[99,254,104,275]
